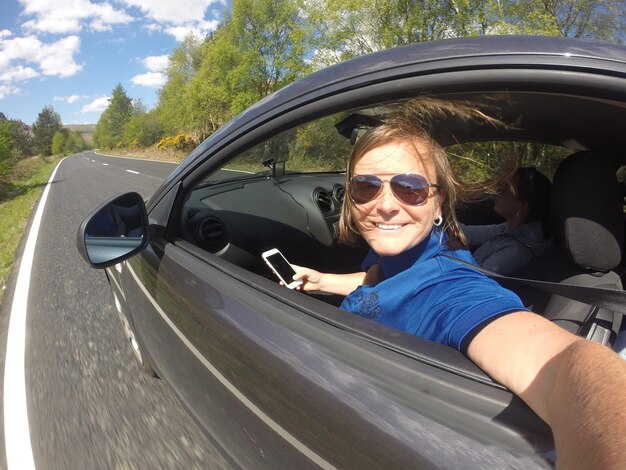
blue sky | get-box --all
[0,0,229,125]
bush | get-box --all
[156,133,196,152]
[122,112,164,148]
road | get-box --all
[1,151,230,469]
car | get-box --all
[77,35,626,469]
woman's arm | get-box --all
[468,311,626,468]
[291,266,366,296]
[460,222,507,246]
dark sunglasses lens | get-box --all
[351,175,382,203]
[390,174,430,205]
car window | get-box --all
[200,115,352,186]
[179,112,367,281]
[446,141,571,183]
[177,97,623,321]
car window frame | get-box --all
[156,62,626,389]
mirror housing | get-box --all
[76,192,150,269]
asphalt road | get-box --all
[1,151,230,469]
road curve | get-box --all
[1,151,230,469]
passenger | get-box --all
[461,167,552,274]
[292,109,626,468]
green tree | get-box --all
[156,1,313,139]
[157,35,206,135]
[6,119,33,157]
[182,28,237,139]
[306,0,624,68]
[51,128,88,155]
[51,128,69,155]
[499,0,625,40]
[0,120,17,183]
[226,0,313,112]
[93,84,134,148]
[32,106,62,156]
[306,0,458,65]
[122,111,164,147]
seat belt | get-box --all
[441,255,626,316]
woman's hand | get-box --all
[289,266,367,296]
[291,265,325,292]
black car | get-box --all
[77,36,626,469]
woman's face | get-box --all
[351,140,442,257]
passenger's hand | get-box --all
[291,265,325,292]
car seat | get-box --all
[506,150,624,345]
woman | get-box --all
[461,167,552,274]
[292,110,626,468]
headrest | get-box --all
[550,151,623,272]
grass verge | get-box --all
[0,155,62,304]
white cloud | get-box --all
[121,0,222,24]
[130,71,166,88]
[143,23,162,33]
[122,0,222,40]
[80,96,110,113]
[0,30,12,39]
[130,54,169,88]
[0,84,20,100]
[38,36,83,77]
[143,54,169,72]
[0,65,38,81]
[0,34,82,80]
[164,19,219,41]
[19,0,133,34]
[54,94,87,103]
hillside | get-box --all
[64,123,96,144]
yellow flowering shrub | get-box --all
[157,133,196,152]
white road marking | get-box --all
[125,170,139,174]
[102,163,108,166]
[4,159,64,470]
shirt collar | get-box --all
[377,228,447,278]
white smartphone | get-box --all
[262,248,302,289]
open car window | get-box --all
[179,111,367,282]
[199,115,352,187]
[176,95,626,354]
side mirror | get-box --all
[77,192,150,269]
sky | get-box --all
[0,0,229,125]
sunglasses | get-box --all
[349,173,440,206]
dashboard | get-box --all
[180,172,367,276]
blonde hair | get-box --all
[338,99,502,249]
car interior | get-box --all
[178,92,626,354]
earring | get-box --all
[433,215,443,227]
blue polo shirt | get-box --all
[340,229,527,349]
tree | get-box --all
[182,28,238,139]
[488,0,623,40]
[93,84,134,148]
[157,35,206,135]
[0,120,17,183]
[306,0,459,65]
[32,106,62,156]
[122,111,164,147]
[50,128,87,155]
[226,0,313,111]
[6,119,32,157]
[305,0,624,68]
